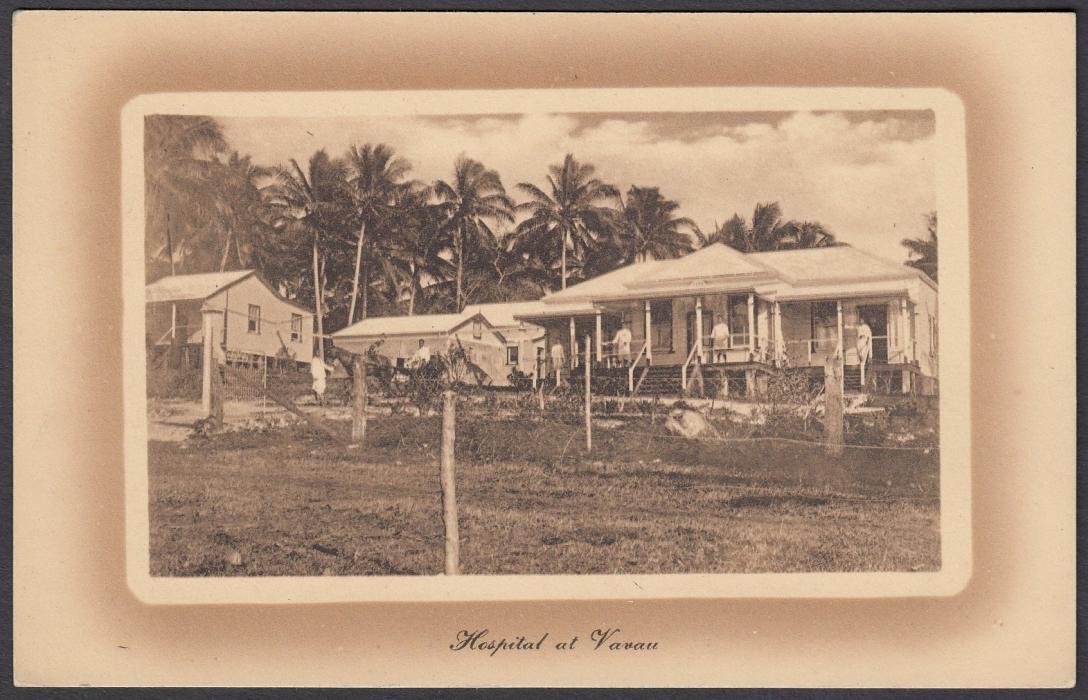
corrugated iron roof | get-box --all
[749,246,915,283]
[539,260,668,303]
[332,312,468,337]
[332,311,498,339]
[462,300,549,328]
[145,270,254,303]
[631,244,773,287]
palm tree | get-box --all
[514,154,619,290]
[345,143,413,323]
[144,115,227,278]
[214,151,273,271]
[376,184,452,316]
[433,156,515,312]
[712,202,836,252]
[902,211,938,281]
[776,220,836,250]
[614,186,697,263]
[265,150,351,362]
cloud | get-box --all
[220,109,934,262]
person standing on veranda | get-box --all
[711,317,730,363]
[856,318,873,387]
[550,340,566,387]
[612,322,633,368]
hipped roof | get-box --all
[515,243,933,321]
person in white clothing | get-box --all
[855,319,873,386]
[408,339,431,369]
[550,341,566,385]
[612,324,633,367]
[310,353,333,405]
[710,319,730,363]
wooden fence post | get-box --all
[351,354,368,446]
[824,351,844,456]
[201,308,225,426]
[584,334,592,452]
[440,391,460,575]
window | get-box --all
[472,319,483,340]
[810,301,838,351]
[290,313,302,342]
[506,345,519,365]
[728,295,750,345]
[247,304,261,334]
[650,300,673,352]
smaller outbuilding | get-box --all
[331,310,509,385]
[146,269,314,369]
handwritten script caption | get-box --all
[450,628,658,657]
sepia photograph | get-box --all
[17,10,1076,688]
[124,87,968,600]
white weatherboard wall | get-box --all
[911,278,939,378]
[202,275,313,363]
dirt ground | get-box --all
[147,413,940,577]
[147,399,350,441]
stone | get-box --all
[664,408,716,439]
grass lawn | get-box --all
[148,415,940,576]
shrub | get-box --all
[752,368,822,438]
[147,367,202,400]
[507,368,533,392]
[845,412,890,446]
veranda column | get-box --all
[644,300,653,363]
[900,298,912,394]
[569,316,577,369]
[746,293,755,359]
[836,300,844,355]
[836,300,845,393]
[774,301,784,365]
[595,309,603,363]
[899,299,908,363]
[694,296,703,361]
[906,301,916,362]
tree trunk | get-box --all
[347,220,366,324]
[455,225,464,312]
[218,227,234,272]
[408,269,417,315]
[312,234,324,363]
[361,265,370,319]
[167,213,181,366]
[165,212,176,275]
[561,229,567,290]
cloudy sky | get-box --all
[220,109,935,262]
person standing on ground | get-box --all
[310,352,333,405]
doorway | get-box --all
[685,310,714,356]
